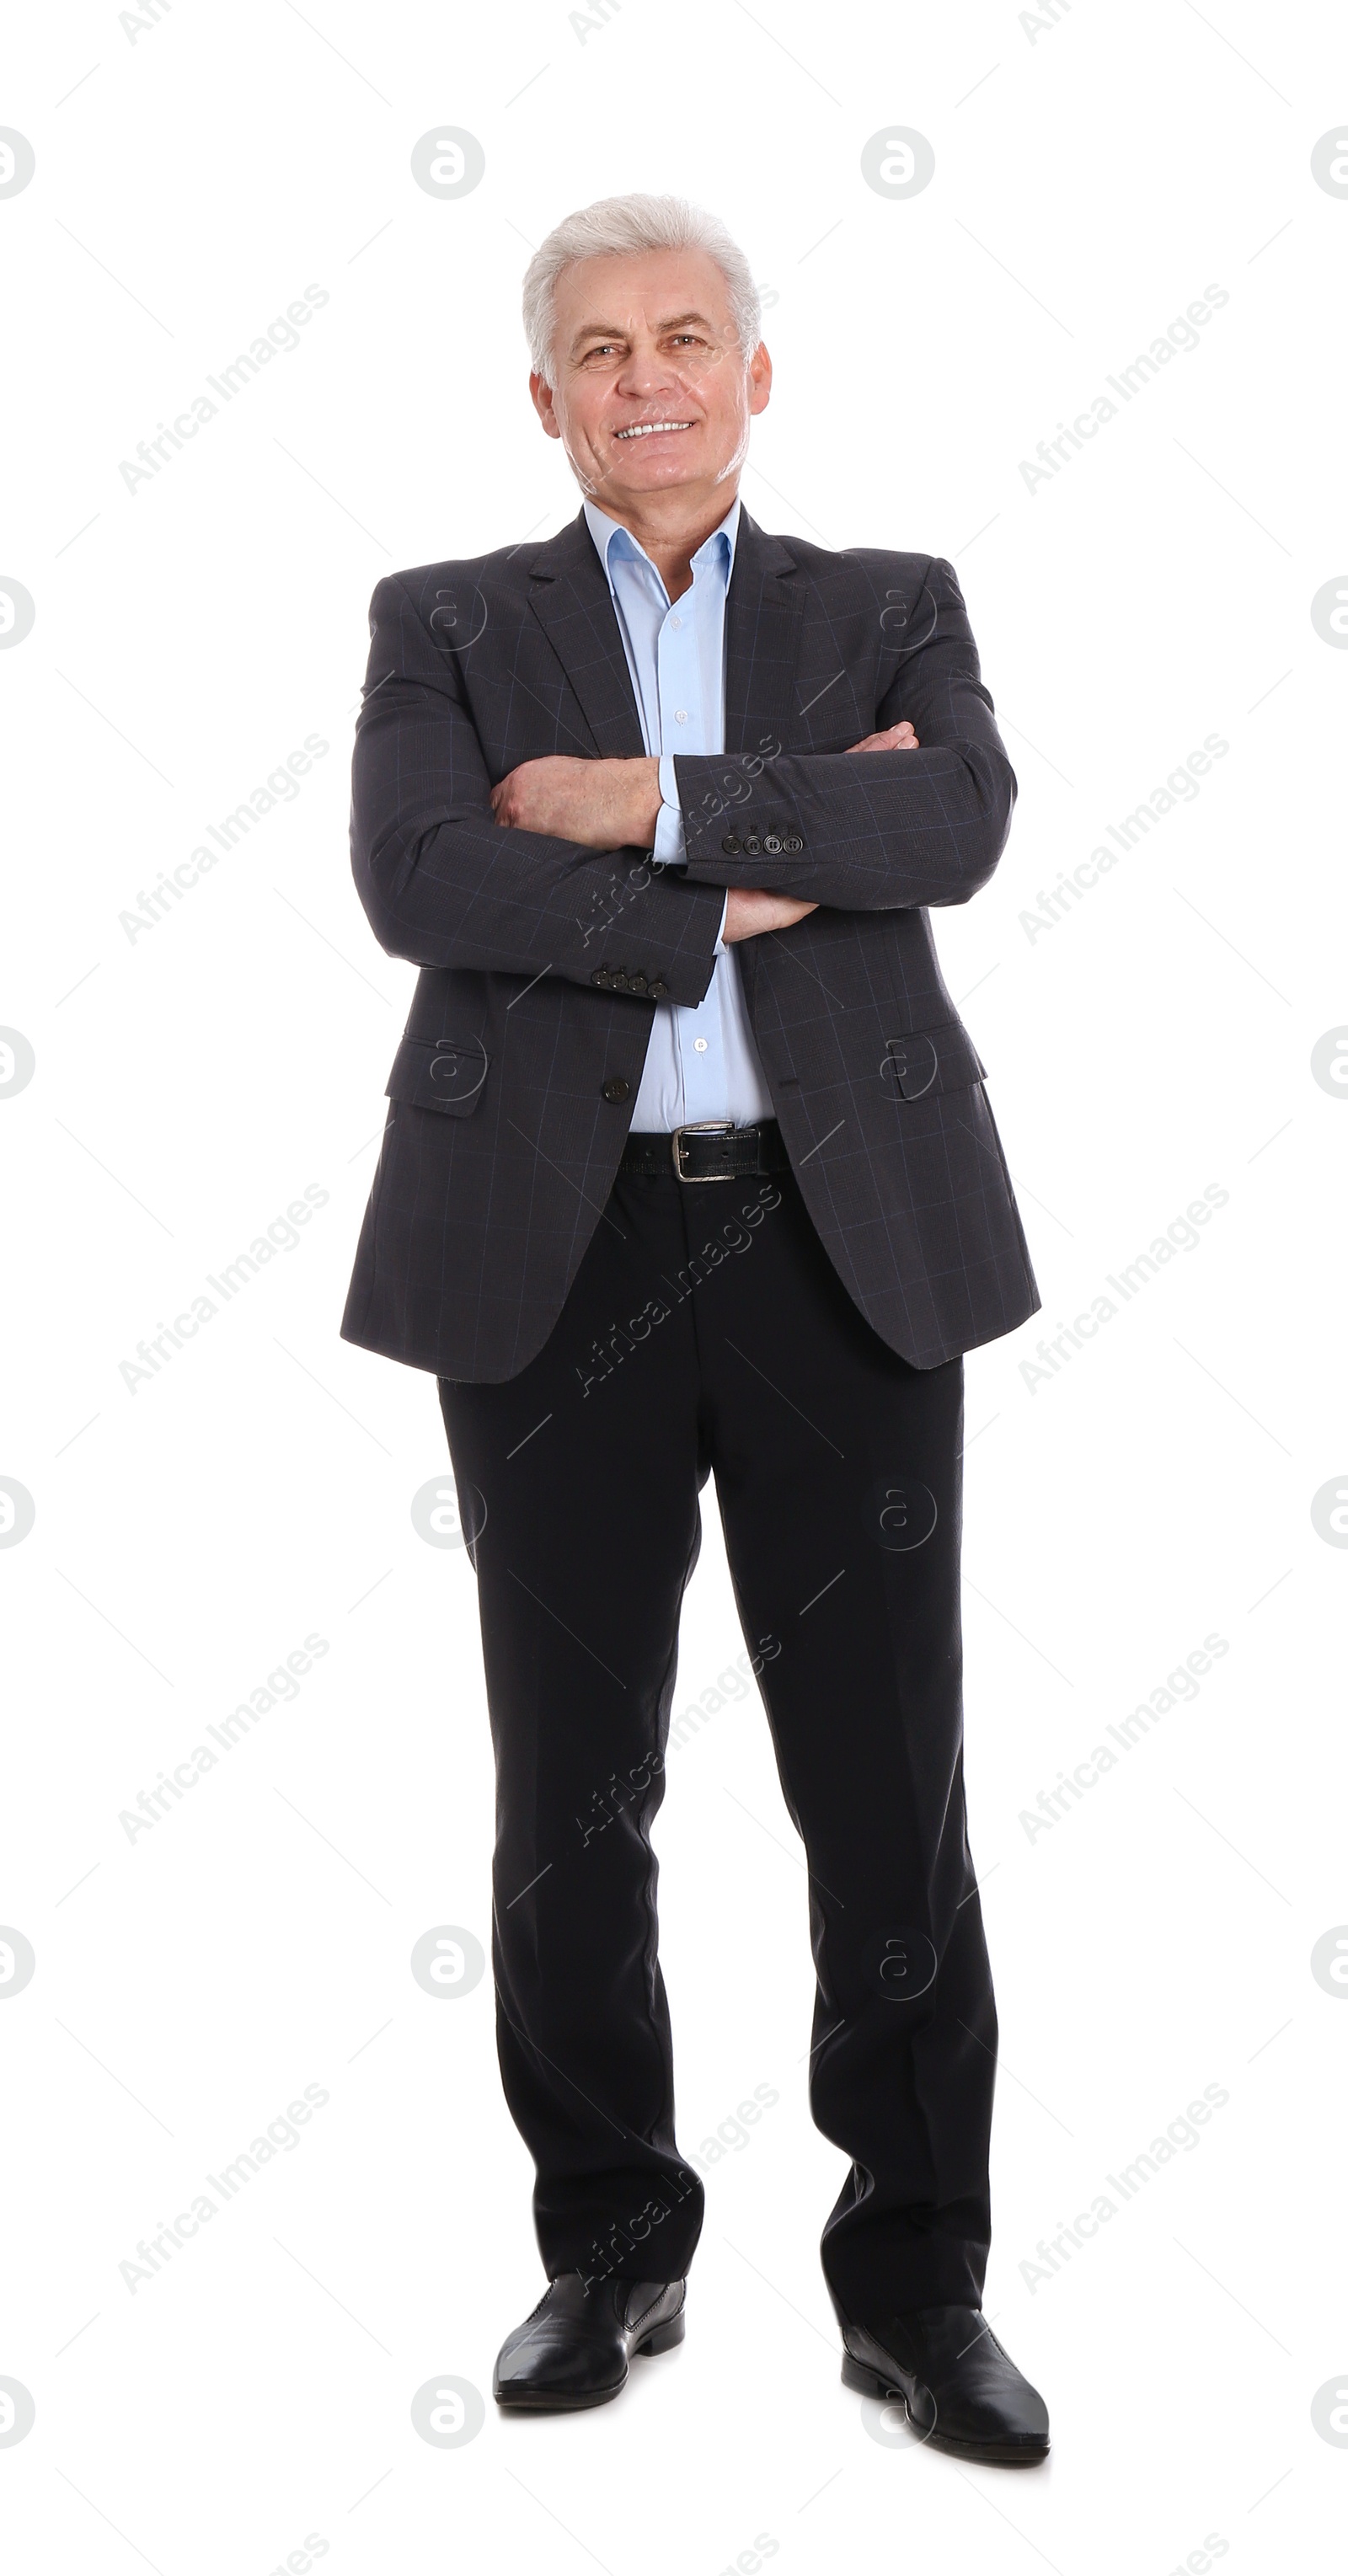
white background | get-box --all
[3,3,1346,2570]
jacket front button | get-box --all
[602,1077,630,1104]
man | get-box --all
[342,193,1049,2465]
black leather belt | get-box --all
[619,1120,792,1183]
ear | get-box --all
[529,371,562,440]
[746,342,773,419]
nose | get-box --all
[613,340,680,402]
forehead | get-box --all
[554,244,735,341]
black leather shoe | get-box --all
[493,2274,686,2411]
[841,2303,1050,2465]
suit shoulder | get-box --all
[377,540,550,611]
[837,542,944,573]
[837,543,949,587]
[778,533,951,598]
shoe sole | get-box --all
[495,2309,685,2410]
[840,2353,1050,2466]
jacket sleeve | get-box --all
[667,555,1017,911]
[350,572,725,999]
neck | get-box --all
[590,481,738,601]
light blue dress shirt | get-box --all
[581,495,774,1131]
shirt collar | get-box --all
[582,494,741,594]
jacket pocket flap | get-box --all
[881,1020,986,1102]
[385,1034,489,1115]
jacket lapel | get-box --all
[525,503,805,760]
[722,507,805,753]
[525,511,647,756]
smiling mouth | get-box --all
[613,420,695,441]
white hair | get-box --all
[522,192,762,381]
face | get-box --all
[530,247,771,510]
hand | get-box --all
[845,719,919,752]
[721,889,818,943]
[719,726,916,942]
[721,726,923,948]
[489,754,662,851]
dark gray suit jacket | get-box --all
[340,505,1040,1382]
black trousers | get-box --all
[437,1152,998,2328]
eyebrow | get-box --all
[569,310,716,351]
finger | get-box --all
[844,723,918,753]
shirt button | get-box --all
[602,1077,630,1104]
[674,709,688,723]
[671,617,682,629]
[693,1038,709,1053]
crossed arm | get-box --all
[489,553,1015,927]
[488,722,920,944]
[350,558,1014,993]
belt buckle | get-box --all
[671,1120,739,1182]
